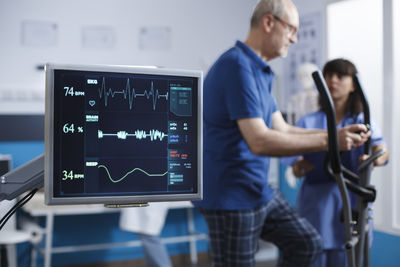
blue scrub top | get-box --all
[193,41,278,210]
[282,111,386,249]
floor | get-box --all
[71,260,278,267]
[69,252,278,267]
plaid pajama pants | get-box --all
[200,191,323,267]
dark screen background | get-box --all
[52,69,198,198]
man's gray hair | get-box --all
[250,0,287,28]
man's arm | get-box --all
[271,110,322,134]
[237,117,327,156]
[237,111,369,157]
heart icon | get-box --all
[89,100,96,107]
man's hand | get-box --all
[292,156,315,177]
[337,124,370,151]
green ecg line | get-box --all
[98,165,168,183]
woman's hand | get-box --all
[359,145,389,167]
[292,157,315,177]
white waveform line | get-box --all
[98,164,168,183]
[98,129,168,141]
[99,77,169,110]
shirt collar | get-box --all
[235,40,273,74]
[337,112,362,127]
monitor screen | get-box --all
[45,64,202,205]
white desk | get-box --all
[22,193,208,267]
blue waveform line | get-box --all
[98,129,168,141]
[98,164,168,183]
[98,77,169,110]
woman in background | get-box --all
[282,58,389,267]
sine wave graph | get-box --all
[98,77,168,110]
[98,129,167,141]
[98,164,168,183]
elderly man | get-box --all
[193,0,370,266]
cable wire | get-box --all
[0,188,38,231]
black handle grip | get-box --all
[357,149,386,172]
[312,71,341,173]
[353,75,371,154]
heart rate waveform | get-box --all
[98,164,168,183]
[98,129,168,141]
[98,77,169,110]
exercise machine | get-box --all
[312,71,385,267]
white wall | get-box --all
[327,0,383,126]
[393,0,400,232]
[385,0,400,235]
[0,0,257,112]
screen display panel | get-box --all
[45,64,202,205]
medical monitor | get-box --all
[45,64,202,205]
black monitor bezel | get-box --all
[44,63,202,205]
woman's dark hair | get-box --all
[320,58,363,115]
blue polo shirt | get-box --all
[193,41,278,210]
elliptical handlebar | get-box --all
[311,71,341,173]
[312,70,356,267]
[312,70,379,267]
[357,148,386,172]
[353,75,371,154]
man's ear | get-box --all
[261,14,275,33]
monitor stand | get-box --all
[0,154,44,201]
[104,203,149,208]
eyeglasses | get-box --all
[272,15,298,37]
